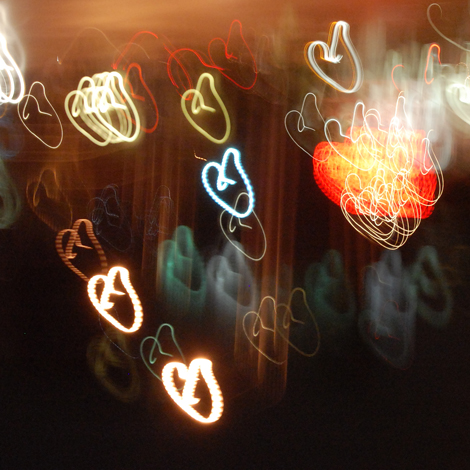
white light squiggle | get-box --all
[305,21,363,93]
[219,192,266,261]
[0,33,24,104]
[18,81,63,149]
[65,71,140,146]
[317,95,444,249]
[284,92,325,159]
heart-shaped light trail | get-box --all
[0,33,25,104]
[56,218,108,282]
[181,72,231,144]
[65,71,140,146]
[162,359,224,424]
[202,147,254,218]
[18,81,63,149]
[313,96,444,249]
[140,323,186,382]
[88,266,143,333]
[304,21,363,94]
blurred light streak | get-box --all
[391,64,404,92]
[162,359,224,424]
[56,219,108,282]
[157,226,206,316]
[0,157,19,228]
[359,250,416,369]
[87,326,140,402]
[65,71,140,146]
[304,21,363,93]
[140,323,186,382]
[206,240,258,327]
[411,245,452,328]
[0,33,24,104]
[88,266,144,333]
[181,72,231,144]
[304,250,355,356]
[18,81,63,149]
[88,184,133,252]
[113,30,159,70]
[202,147,254,218]
[26,168,72,231]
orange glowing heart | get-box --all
[56,218,107,282]
[88,266,143,333]
[162,359,224,423]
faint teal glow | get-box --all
[157,225,206,316]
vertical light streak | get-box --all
[0,33,25,104]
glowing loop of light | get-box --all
[202,148,254,218]
[243,288,321,365]
[56,219,108,282]
[88,266,143,333]
[162,359,224,424]
[314,95,444,250]
[181,73,231,144]
[0,33,25,104]
[284,92,325,159]
[65,71,140,146]
[305,21,363,93]
[18,81,63,149]
[219,192,267,262]
[140,323,186,382]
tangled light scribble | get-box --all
[313,95,444,249]
[65,71,140,146]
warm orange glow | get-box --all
[313,127,438,219]
[162,359,223,424]
[56,218,107,282]
[88,267,143,333]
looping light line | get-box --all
[0,33,25,104]
[162,359,224,424]
[304,21,363,93]
[140,323,186,382]
[317,94,444,249]
[391,64,404,92]
[427,3,470,52]
[284,92,325,159]
[65,71,140,146]
[88,266,143,333]
[181,73,231,144]
[202,148,255,218]
[18,81,63,149]
[56,218,108,282]
[219,191,267,261]
[424,44,441,85]
[243,288,321,364]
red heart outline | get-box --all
[208,20,257,90]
